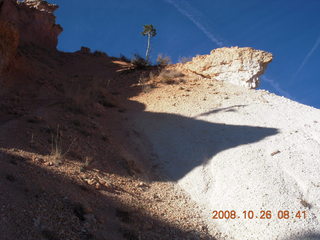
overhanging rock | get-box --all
[181,47,273,89]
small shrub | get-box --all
[93,50,108,57]
[80,156,94,172]
[158,69,185,84]
[156,54,172,66]
[50,126,63,165]
[138,73,148,90]
[50,126,75,165]
[119,54,130,62]
[131,54,149,69]
[138,72,155,93]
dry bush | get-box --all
[119,54,130,62]
[50,126,76,166]
[138,72,151,93]
[93,50,108,57]
[156,54,172,66]
[0,21,19,73]
[158,69,185,84]
[80,156,94,172]
[131,54,149,69]
[50,126,63,165]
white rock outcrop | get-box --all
[181,47,273,89]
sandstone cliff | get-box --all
[179,47,273,89]
[0,0,62,82]
[0,0,62,49]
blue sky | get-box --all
[51,0,320,108]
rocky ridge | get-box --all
[179,47,273,88]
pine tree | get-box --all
[141,24,157,63]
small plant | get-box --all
[131,54,148,69]
[50,126,63,165]
[80,156,94,172]
[30,132,35,147]
[93,50,108,57]
[50,125,75,166]
[119,54,130,62]
[138,72,154,93]
[141,24,157,63]
[158,69,185,84]
[156,54,172,66]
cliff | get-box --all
[0,0,62,49]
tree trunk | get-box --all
[145,33,151,63]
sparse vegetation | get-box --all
[156,54,172,66]
[50,126,63,165]
[138,72,151,93]
[158,69,185,84]
[119,54,130,62]
[137,71,159,93]
[136,68,185,91]
[80,156,94,172]
[131,53,149,69]
[93,50,108,57]
[50,126,75,165]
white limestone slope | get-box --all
[130,80,320,240]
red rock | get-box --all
[0,0,62,49]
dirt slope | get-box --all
[0,41,218,239]
[129,68,320,240]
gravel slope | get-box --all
[129,76,320,240]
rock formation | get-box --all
[180,47,273,89]
[0,0,62,78]
[0,0,62,49]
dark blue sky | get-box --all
[51,0,320,108]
